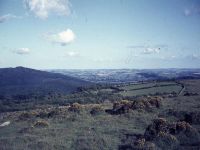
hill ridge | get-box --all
[0,66,92,95]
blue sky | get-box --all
[0,0,200,69]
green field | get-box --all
[120,82,156,91]
[117,81,183,97]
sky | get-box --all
[0,0,200,69]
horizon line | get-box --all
[1,66,200,70]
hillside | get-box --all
[0,67,92,95]
[0,79,200,149]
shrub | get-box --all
[19,111,38,120]
[176,121,189,131]
[68,103,83,112]
[36,110,49,118]
[174,121,200,145]
[113,100,132,109]
[107,97,163,115]
[112,100,132,115]
[134,138,146,147]
[144,118,200,149]
[90,105,104,115]
[144,118,167,140]
[148,96,162,108]
[33,120,49,128]
[120,100,132,105]
[132,100,150,110]
[154,132,179,150]
[131,96,162,111]
[47,109,60,118]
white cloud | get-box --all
[191,54,200,59]
[13,48,30,55]
[160,55,178,60]
[24,0,71,19]
[0,14,21,23]
[46,29,75,46]
[127,44,166,55]
[64,51,79,57]
[143,47,160,54]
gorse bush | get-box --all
[36,110,49,118]
[134,138,146,147]
[33,120,49,128]
[68,103,83,112]
[19,111,38,120]
[148,96,162,108]
[121,118,200,150]
[107,96,163,115]
[144,118,200,149]
[114,101,131,113]
[90,104,104,115]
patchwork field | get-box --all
[118,83,183,97]
[97,81,184,97]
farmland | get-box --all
[117,81,183,97]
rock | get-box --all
[0,121,10,127]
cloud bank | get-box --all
[24,0,71,19]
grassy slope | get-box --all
[0,79,200,149]
[0,106,157,150]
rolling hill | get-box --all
[0,66,92,95]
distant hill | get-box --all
[49,68,200,83]
[0,67,92,95]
